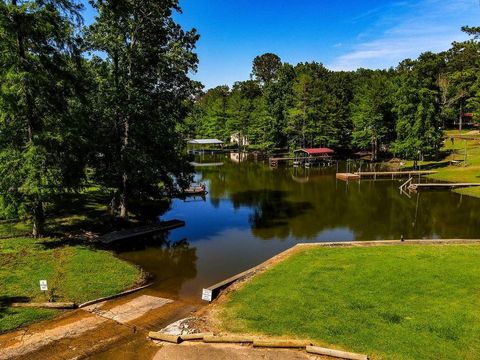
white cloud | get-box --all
[327,0,479,71]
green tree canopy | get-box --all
[0,0,88,236]
[251,53,282,85]
[351,71,395,160]
[87,0,200,218]
[392,53,445,159]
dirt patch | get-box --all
[0,311,104,360]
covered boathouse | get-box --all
[187,139,224,154]
[293,147,335,167]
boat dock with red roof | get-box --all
[269,147,335,167]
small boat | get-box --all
[183,183,207,195]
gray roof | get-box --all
[188,139,223,145]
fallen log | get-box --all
[148,332,182,344]
[11,302,76,309]
[253,339,315,348]
[306,345,368,360]
[180,332,214,341]
[203,335,253,343]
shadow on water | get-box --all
[108,234,198,299]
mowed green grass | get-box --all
[220,245,480,360]
[0,237,143,333]
[408,130,480,198]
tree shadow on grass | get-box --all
[416,161,451,170]
[45,189,114,237]
[401,161,451,171]
[44,188,172,240]
[0,296,30,306]
[0,296,31,326]
[39,237,90,250]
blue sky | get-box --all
[81,0,480,89]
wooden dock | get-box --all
[409,183,480,190]
[356,170,437,178]
[97,220,185,244]
[336,170,437,182]
[336,173,360,180]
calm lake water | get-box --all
[116,154,480,302]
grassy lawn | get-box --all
[0,186,169,334]
[219,245,480,360]
[428,132,480,197]
[0,236,144,333]
[398,130,480,197]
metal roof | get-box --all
[294,147,334,155]
[188,139,223,145]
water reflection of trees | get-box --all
[113,236,197,297]
[199,158,480,240]
[231,190,313,238]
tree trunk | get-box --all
[13,0,34,139]
[32,201,44,238]
[459,102,463,131]
[14,0,41,237]
[371,137,377,162]
[119,173,128,219]
[118,35,134,220]
[119,118,129,219]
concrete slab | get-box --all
[84,295,173,324]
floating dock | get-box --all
[98,220,185,244]
[409,183,480,190]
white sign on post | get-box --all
[39,280,48,292]
[201,288,212,302]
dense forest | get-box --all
[0,0,479,237]
[0,0,199,235]
[183,26,480,161]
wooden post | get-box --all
[180,332,214,341]
[148,332,182,343]
[203,335,253,343]
[253,339,315,348]
[306,345,368,360]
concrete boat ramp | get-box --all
[0,292,197,360]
